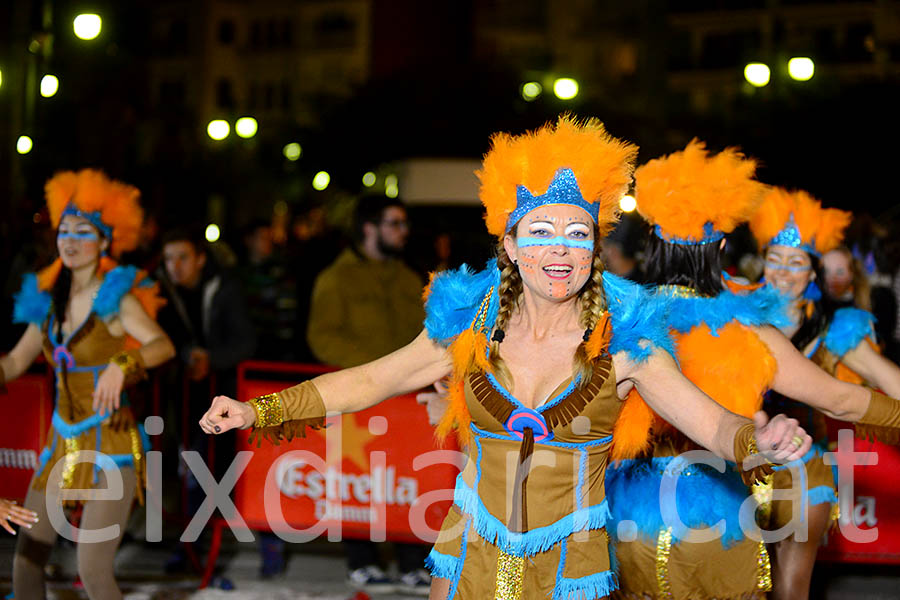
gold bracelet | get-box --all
[734,422,773,486]
[248,393,284,428]
[110,350,146,386]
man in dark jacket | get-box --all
[155,226,256,572]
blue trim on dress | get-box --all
[51,410,110,439]
[553,569,620,600]
[471,424,612,450]
[451,476,611,558]
[484,371,580,414]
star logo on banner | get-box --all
[314,413,375,471]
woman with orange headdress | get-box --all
[200,116,811,599]
[4,170,174,600]
[749,189,900,600]
[605,141,900,600]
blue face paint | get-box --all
[517,236,594,250]
[58,231,100,241]
[765,259,810,273]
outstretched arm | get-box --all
[618,346,812,464]
[756,325,871,421]
[840,338,900,399]
[199,328,452,434]
[0,323,44,386]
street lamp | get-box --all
[362,172,376,187]
[17,136,33,155]
[40,74,59,98]
[74,14,102,40]
[312,171,330,191]
[743,63,770,87]
[553,78,579,100]
[788,57,815,81]
[235,117,258,138]
[521,81,542,101]
[619,194,636,213]
[207,119,230,141]
[283,142,302,161]
[205,224,221,243]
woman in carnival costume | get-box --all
[4,169,175,600]
[749,188,900,600]
[605,140,900,600]
[200,116,811,599]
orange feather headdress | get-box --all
[477,114,638,239]
[635,139,764,244]
[37,169,144,291]
[748,187,851,256]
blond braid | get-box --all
[489,240,521,390]
[573,249,608,388]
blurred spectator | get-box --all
[237,219,299,361]
[154,225,256,572]
[307,197,429,594]
[601,213,645,282]
[288,205,344,362]
[823,246,871,311]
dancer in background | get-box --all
[607,140,900,600]
[4,170,174,600]
[750,187,900,600]
[200,117,812,600]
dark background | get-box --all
[1,0,899,303]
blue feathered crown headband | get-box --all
[769,215,818,256]
[61,204,113,239]
[505,168,599,234]
[653,222,725,246]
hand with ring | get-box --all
[752,411,813,463]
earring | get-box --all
[514,259,518,266]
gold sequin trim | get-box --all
[61,437,80,489]
[494,550,524,600]
[756,541,772,592]
[752,476,773,528]
[655,527,674,599]
[658,284,702,298]
[249,393,284,428]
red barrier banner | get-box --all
[819,432,900,564]
[234,365,460,543]
[0,373,53,502]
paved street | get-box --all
[1,526,899,599]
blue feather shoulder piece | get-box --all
[94,265,138,319]
[603,273,675,363]
[665,286,791,335]
[12,273,52,325]
[824,307,875,358]
[424,259,500,346]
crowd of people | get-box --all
[3,116,900,600]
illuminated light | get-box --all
[619,194,637,213]
[235,116,258,138]
[385,174,398,188]
[205,224,221,243]
[553,78,579,100]
[207,119,230,141]
[74,14,102,40]
[283,142,302,161]
[788,57,815,82]
[362,171,376,187]
[40,74,59,98]
[385,184,399,199]
[16,136,33,155]
[0,68,3,89]
[312,171,330,191]
[521,81,542,101]
[743,63,770,87]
